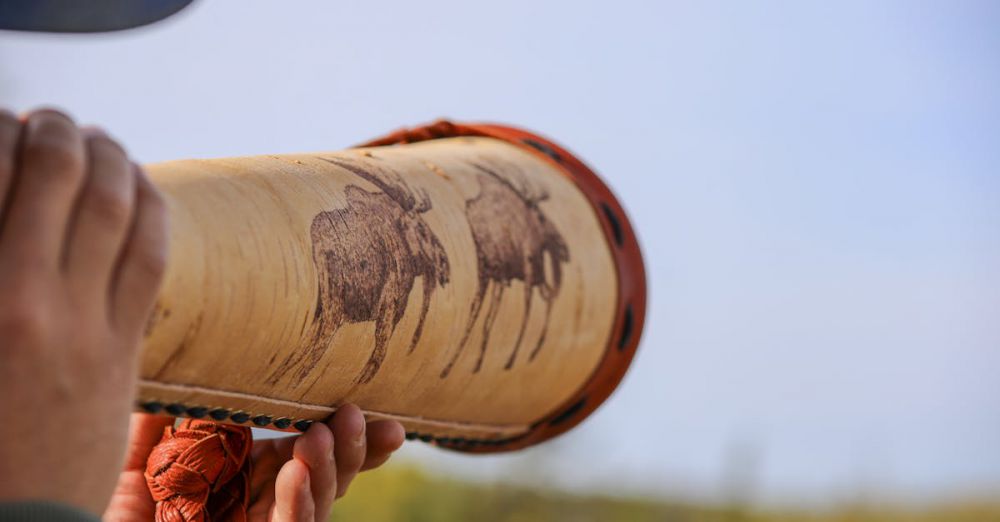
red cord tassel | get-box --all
[145,420,253,522]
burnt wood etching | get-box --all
[440,162,570,378]
[267,157,450,386]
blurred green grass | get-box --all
[329,463,1000,522]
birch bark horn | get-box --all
[137,121,646,453]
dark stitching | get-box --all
[522,138,562,163]
[600,202,624,247]
[618,304,634,351]
[135,399,518,447]
[548,397,587,427]
[230,411,251,424]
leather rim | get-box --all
[361,120,647,453]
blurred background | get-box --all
[2,1,997,520]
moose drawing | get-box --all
[267,157,450,386]
[440,162,570,378]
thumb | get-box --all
[272,459,315,522]
[122,412,176,471]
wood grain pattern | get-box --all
[139,137,618,442]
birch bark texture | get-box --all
[137,128,637,450]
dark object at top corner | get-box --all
[0,0,195,33]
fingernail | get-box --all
[353,414,366,447]
[24,108,73,127]
[300,466,312,493]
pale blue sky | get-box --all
[1,0,997,506]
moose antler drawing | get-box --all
[440,162,570,378]
[267,157,450,386]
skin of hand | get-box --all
[103,405,404,522]
[0,108,407,519]
[0,108,169,515]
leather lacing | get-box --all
[145,420,252,522]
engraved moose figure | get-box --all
[441,162,570,378]
[268,157,450,386]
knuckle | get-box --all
[133,246,168,282]
[86,184,133,225]
[26,108,76,133]
[23,135,85,182]
[88,134,129,164]
[0,300,49,345]
[25,107,80,141]
[27,107,75,124]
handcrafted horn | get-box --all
[138,121,646,453]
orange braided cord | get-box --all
[145,420,253,522]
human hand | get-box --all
[104,405,405,521]
[0,108,168,515]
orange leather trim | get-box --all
[361,121,647,453]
